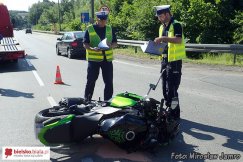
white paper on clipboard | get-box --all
[98,38,110,50]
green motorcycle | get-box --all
[35,76,180,151]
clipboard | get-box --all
[141,40,167,55]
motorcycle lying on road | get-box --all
[34,76,180,151]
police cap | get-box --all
[154,5,171,16]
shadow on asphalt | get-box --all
[48,119,203,162]
[25,54,38,60]
[0,58,36,73]
[75,57,86,61]
[181,118,243,152]
[49,118,243,162]
[59,55,86,61]
[54,83,71,86]
[50,136,152,162]
[0,88,34,98]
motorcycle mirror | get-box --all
[171,97,179,110]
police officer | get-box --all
[154,5,186,120]
[83,11,117,101]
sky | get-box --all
[0,0,58,11]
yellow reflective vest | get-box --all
[86,25,113,62]
[159,20,186,62]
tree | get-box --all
[109,0,165,40]
[28,0,54,25]
[39,6,59,31]
[26,0,242,46]
[232,11,243,44]
[9,11,28,28]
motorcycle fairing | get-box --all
[110,92,143,108]
[91,106,120,114]
[39,112,104,145]
[72,112,103,142]
[38,115,74,145]
[100,114,147,148]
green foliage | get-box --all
[9,11,28,28]
[28,1,55,25]
[40,7,58,24]
[126,0,162,40]
[26,0,242,48]
[232,11,243,44]
[109,0,164,40]
[62,18,83,31]
[188,53,243,66]
[61,0,75,22]
[109,1,135,39]
[34,23,52,31]
[173,0,218,43]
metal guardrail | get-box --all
[118,39,243,54]
[118,39,243,64]
[33,30,243,64]
[33,30,64,35]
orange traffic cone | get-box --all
[54,65,64,84]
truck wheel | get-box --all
[67,49,73,59]
[56,47,61,55]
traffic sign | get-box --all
[81,12,89,23]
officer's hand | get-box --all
[107,42,112,49]
[154,37,162,44]
[154,36,168,43]
[91,47,101,51]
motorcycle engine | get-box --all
[99,114,147,149]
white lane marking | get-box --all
[25,59,56,107]
[25,59,45,86]
[32,70,45,86]
[47,96,58,107]
[26,59,33,66]
[114,60,158,70]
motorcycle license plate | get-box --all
[34,123,44,140]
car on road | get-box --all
[56,31,86,59]
[25,28,32,34]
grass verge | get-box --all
[114,47,243,67]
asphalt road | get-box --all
[0,31,242,162]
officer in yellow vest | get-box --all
[83,11,117,101]
[154,5,186,120]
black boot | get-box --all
[171,107,180,120]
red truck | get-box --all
[0,3,25,63]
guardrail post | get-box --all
[233,44,237,65]
[135,47,137,53]
[233,53,236,65]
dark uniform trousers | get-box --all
[161,58,182,118]
[84,60,113,101]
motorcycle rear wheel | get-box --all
[35,106,74,124]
